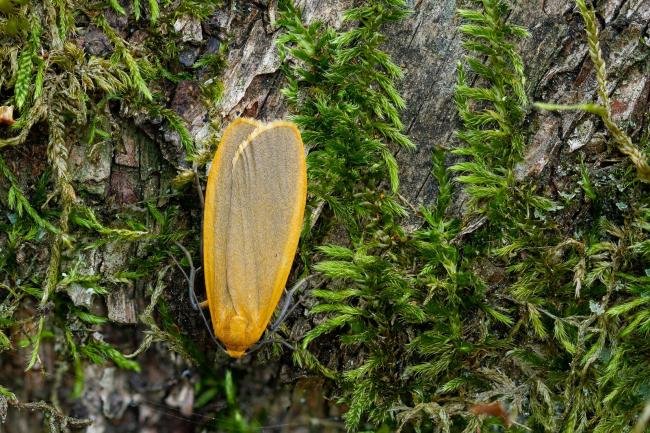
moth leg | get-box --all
[269,275,314,332]
[245,278,312,355]
[248,333,296,355]
[273,338,296,351]
[173,242,201,311]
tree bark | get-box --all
[2,0,648,432]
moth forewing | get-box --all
[203,118,260,352]
[203,119,307,358]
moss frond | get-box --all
[535,0,650,182]
[0,1,227,428]
[280,1,650,432]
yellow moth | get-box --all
[202,118,307,358]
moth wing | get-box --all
[203,118,261,336]
[225,122,307,345]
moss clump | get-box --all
[278,0,650,432]
[278,0,413,233]
[0,0,227,429]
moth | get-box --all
[202,118,307,357]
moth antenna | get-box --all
[172,242,226,353]
[269,275,313,331]
[268,275,317,333]
[248,335,296,355]
[192,165,205,209]
[192,165,206,285]
[247,275,315,354]
[195,302,226,353]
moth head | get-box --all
[222,315,252,358]
[225,348,247,358]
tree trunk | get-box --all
[1,0,648,432]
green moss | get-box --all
[278,0,650,432]
[1,0,647,432]
[0,0,227,429]
[278,0,413,237]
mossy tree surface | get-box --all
[0,0,233,431]
[279,0,649,432]
[1,0,649,433]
